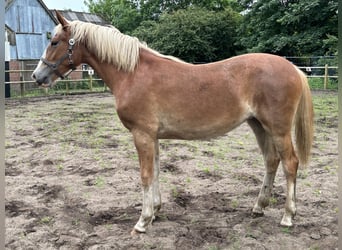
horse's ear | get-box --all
[55,10,69,29]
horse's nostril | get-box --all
[32,73,36,80]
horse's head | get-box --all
[32,11,83,87]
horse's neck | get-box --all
[84,54,128,94]
[83,48,181,95]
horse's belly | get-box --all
[157,115,248,140]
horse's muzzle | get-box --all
[31,73,50,87]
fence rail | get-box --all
[5,68,106,97]
[298,65,338,90]
[4,64,338,98]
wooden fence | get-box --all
[5,69,105,97]
[298,65,338,90]
[4,64,338,98]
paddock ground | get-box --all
[5,91,338,249]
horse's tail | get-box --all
[294,67,314,168]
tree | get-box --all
[85,0,141,32]
[138,0,243,20]
[132,7,241,62]
[237,0,338,56]
[85,1,242,62]
[85,0,242,33]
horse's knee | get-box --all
[140,166,154,186]
[265,154,280,172]
[141,176,153,187]
[282,156,299,178]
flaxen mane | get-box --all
[55,21,184,72]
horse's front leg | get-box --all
[131,131,158,234]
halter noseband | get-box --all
[40,38,76,80]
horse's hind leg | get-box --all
[273,134,299,227]
[153,140,161,214]
[247,119,280,215]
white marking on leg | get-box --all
[281,181,296,227]
[134,184,154,232]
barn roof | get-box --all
[53,10,109,26]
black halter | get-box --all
[40,38,76,80]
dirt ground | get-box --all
[5,91,338,249]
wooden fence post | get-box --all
[20,77,24,97]
[20,61,24,97]
[89,75,93,91]
[324,64,328,90]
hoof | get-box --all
[132,222,147,235]
[252,207,264,217]
[131,228,145,236]
[280,221,293,227]
[154,204,161,214]
[280,215,293,227]
[252,211,264,218]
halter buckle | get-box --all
[69,38,75,46]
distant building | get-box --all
[54,10,108,25]
[5,0,58,84]
[5,0,108,89]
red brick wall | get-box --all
[68,66,83,80]
[9,61,20,82]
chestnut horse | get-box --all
[32,11,313,234]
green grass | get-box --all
[269,197,278,206]
[308,77,337,90]
[281,227,292,234]
[95,176,106,188]
[312,93,338,116]
[9,80,107,98]
[40,216,53,225]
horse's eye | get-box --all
[51,41,59,47]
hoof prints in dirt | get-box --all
[6,200,28,217]
[88,206,138,230]
[171,191,240,214]
[5,164,22,176]
[167,191,255,249]
[28,183,64,203]
[196,170,223,181]
[316,116,337,128]
[175,226,229,249]
[172,189,192,208]
[162,163,183,174]
[28,139,45,148]
[6,200,51,223]
[232,172,262,185]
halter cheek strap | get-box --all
[41,38,77,80]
